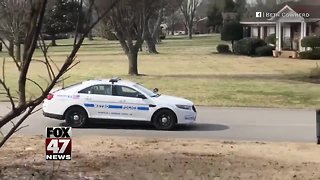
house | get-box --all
[171,21,186,35]
[240,3,320,56]
[195,17,210,34]
[170,17,210,35]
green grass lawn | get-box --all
[1,34,320,108]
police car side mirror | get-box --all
[136,94,147,99]
[153,88,159,93]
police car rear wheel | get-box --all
[65,107,87,128]
[153,109,176,130]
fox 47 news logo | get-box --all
[45,127,72,160]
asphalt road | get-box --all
[0,103,317,142]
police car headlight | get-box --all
[176,105,192,110]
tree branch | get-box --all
[26,78,44,94]
[0,106,35,148]
[38,33,55,81]
[0,80,15,110]
[18,0,48,106]
[0,0,119,149]
[0,37,21,70]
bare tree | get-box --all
[144,0,166,54]
[107,0,154,75]
[0,0,29,62]
[86,0,95,40]
[163,1,182,36]
[177,0,201,39]
[0,0,117,148]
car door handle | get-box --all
[119,100,126,103]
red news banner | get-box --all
[45,127,72,160]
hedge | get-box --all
[217,44,231,53]
[301,36,320,50]
[233,38,266,56]
[300,50,320,60]
[255,45,274,56]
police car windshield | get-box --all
[133,84,158,97]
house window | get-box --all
[267,27,275,35]
[251,27,259,38]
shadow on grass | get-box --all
[147,73,302,81]
[165,34,219,41]
[146,72,320,85]
[51,43,100,47]
[291,76,320,84]
[59,121,229,132]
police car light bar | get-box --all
[109,77,121,84]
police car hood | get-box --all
[154,95,193,105]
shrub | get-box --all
[300,49,320,60]
[217,44,231,53]
[221,22,243,49]
[233,38,266,56]
[255,45,274,56]
[160,34,166,39]
[301,36,320,50]
[265,33,276,45]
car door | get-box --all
[108,85,152,121]
[78,84,114,119]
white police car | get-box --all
[43,78,197,130]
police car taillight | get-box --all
[47,93,54,100]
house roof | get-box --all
[197,17,208,22]
[241,2,320,23]
[289,4,320,19]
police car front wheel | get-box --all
[152,109,177,130]
[65,107,88,128]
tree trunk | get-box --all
[88,30,93,40]
[14,40,21,62]
[153,29,161,43]
[144,18,159,54]
[231,40,234,53]
[51,34,57,46]
[145,26,158,54]
[0,42,2,52]
[185,26,188,35]
[171,16,175,35]
[146,37,158,54]
[87,0,94,41]
[8,39,14,56]
[127,51,138,75]
[188,23,193,39]
[151,9,163,43]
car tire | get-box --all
[152,109,177,130]
[65,107,88,128]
